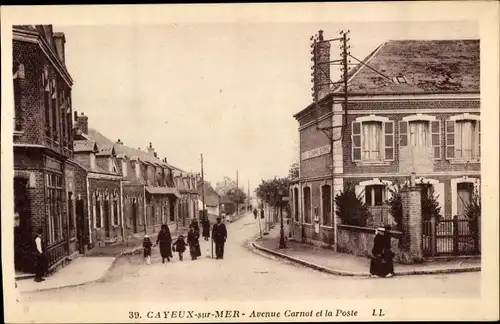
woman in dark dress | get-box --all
[202,217,210,241]
[370,226,395,278]
[191,219,200,235]
[187,225,202,260]
[155,224,173,263]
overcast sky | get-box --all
[56,21,477,192]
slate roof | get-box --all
[335,39,480,94]
[73,140,98,153]
[87,128,185,172]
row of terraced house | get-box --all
[289,31,480,260]
[12,24,199,275]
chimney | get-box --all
[147,142,155,155]
[76,112,88,134]
[311,29,331,101]
[116,139,123,145]
[154,152,158,158]
[53,32,66,64]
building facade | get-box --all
[12,25,83,273]
[291,36,480,252]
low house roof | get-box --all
[145,186,182,198]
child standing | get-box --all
[143,234,153,265]
[172,235,186,261]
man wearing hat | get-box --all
[212,217,227,259]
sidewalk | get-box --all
[252,225,481,277]
[16,229,188,293]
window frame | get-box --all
[446,114,481,163]
[351,115,394,164]
[399,114,441,160]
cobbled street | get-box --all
[22,213,480,306]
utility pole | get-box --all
[200,153,205,221]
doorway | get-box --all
[14,177,32,272]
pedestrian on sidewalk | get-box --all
[33,228,46,282]
[202,216,210,241]
[143,235,153,265]
[155,224,173,264]
[369,226,395,278]
[212,217,227,260]
[191,218,200,236]
[172,235,186,261]
[187,225,201,260]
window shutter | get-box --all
[399,121,408,147]
[477,120,480,159]
[384,121,394,160]
[446,120,455,159]
[352,121,362,161]
[431,120,441,159]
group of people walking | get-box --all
[142,216,228,264]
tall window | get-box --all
[43,70,51,137]
[352,118,394,162]
[365,185,386,206]
[47,173,63,244]
[51,80,58,142]
[66,96,72,148]
[135,162,141,180]
[400,118,441,159]
[321,185,332,226]
[113,197,119,225]
[446,117,480,161]
[13,66,23,131]
[303,186,311,223]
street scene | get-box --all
[4,5,497,322]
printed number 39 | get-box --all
[129,312,140,319]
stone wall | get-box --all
[337,224,405,263]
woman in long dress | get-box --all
[370,226,395,278]
[187,225,202,260]
[156,224,173,263]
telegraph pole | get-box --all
[200,153,205,220]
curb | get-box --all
[251,241,481,277]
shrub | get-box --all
[388,179,442,230]
[334,186,371,227]
[462,186,481,237]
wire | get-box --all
[348,54,393,81]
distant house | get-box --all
[219,195,236,216]
[198,181,220,216]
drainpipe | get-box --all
[86,175,92,248]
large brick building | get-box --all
[12,25,83,272]
[290,34,480,251]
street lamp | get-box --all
[278,189,286,249]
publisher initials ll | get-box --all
[372,309,385,317]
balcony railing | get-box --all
[367,205,391,226]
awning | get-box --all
[145,186,181,198]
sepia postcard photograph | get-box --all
[1,2,499,323]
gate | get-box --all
[423,216,480,257]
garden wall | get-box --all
[337,224,405,263]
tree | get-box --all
[334,185,371,227]
[226,186,247,204]
[288,162,299,180]
[215,176,237,196]
[255,177,290,207]
[463,185,480,238]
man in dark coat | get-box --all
[202,216,210,241]
[155,224,173,263]
[33,228,46,282]
[212,217,227,260]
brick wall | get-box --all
[123,183,145,235]
[13,40,44,146]
[88,177,123,246]
[341,100,480,175]
[401,187,423,263]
